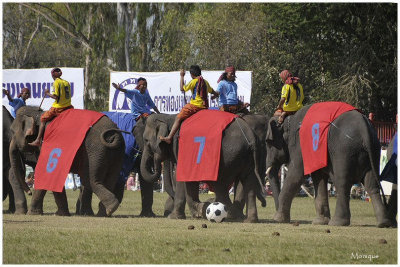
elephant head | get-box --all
[139,114,175,183]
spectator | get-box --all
[3,88,30,118]
[126,173,136,191]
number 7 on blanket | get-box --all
[194,136,206,164]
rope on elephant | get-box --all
[234,118,251,146]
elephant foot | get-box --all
[106,199,120,217]
[55,209,71,216]
[3,209,15,214]
[377,218,394,228]
[191,202,210,219]
[77,209,95,216]
[227,208,245,221]
[273,211,290,223]
[312,216,330,225]
[139,210,156,217]
[164,210,172,217]
[168,211,186,220]
[328,217,350,226]
[27,208,43,215]
[243,216,259,223]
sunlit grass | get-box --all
[3,190,397,264]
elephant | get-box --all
[136,112,267,223]
[9,105,125,216]
[75,111,159,217]
[265,104,393,227]
[133,116,183,218]
[3,106,16,213]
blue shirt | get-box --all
[124,89,156,118]
[9,97,26,118]
[216,80,239,106]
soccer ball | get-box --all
[206,202,228,223]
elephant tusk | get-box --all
[265,167,272,177]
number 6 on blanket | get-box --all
[46,148,62,173]
[194,136,206,164]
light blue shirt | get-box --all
[9,97,26,118]
[216,80,239,106]
[124,89,156,118]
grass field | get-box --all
[2,190,398,264]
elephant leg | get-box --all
[387,187,397,227]
[363,170,392,228]
[168,181,186,219]
[28,189,46,215]
[328,174,352,226]
[268,166,281,211]
[229,181,245,220]
[164,196,174,217]
[274,165,305,223]
[7,187,15,214]
[311,173,330,225]
[97,180,124,217]
[8,169,28,214]
[76,186,94,216]
[53,188,71,216]
[139,174,155,217]
[89,167,119,217]
[243,175,259,223]
[185,182,207,218]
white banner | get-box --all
[109,71,252,113]
[2,68,85,113]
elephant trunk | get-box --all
[140,147,162,183]
[9,139,30,193]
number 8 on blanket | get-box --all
[312,123,320,151]
[46,148,62,173]
[194,136,206,164]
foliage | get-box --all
[3,190,397,264]
[2,3,397,119]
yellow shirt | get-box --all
[281,83,304,112]
[51,78,72,108]
[183,78,213,108]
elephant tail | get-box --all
[100,128,125,149]
[363,115,388,207]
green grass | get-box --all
[3,190,398,264]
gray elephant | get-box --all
[3,106,16,213]
[133,116,185,218]
[266,104,392,227]
[9,105,125,216]
[136,113,267,223]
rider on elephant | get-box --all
[275,70,304,124]
[112,77,160,120]
[29,68,74,147]
[3,87,31,118]
[160,65,219,144]
[216,66,249,114]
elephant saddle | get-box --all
[299,102,356,175]
[34,109,104,192]
[176,109,237,182]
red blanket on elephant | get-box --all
[176,109,237,182]
[34,109,104,192]
[300,102,356,175]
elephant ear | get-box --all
[155,120,169,154]
[10,115,36,138]
[23,115,37,138]
[266,117,279,142]
[266,117,283,148]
